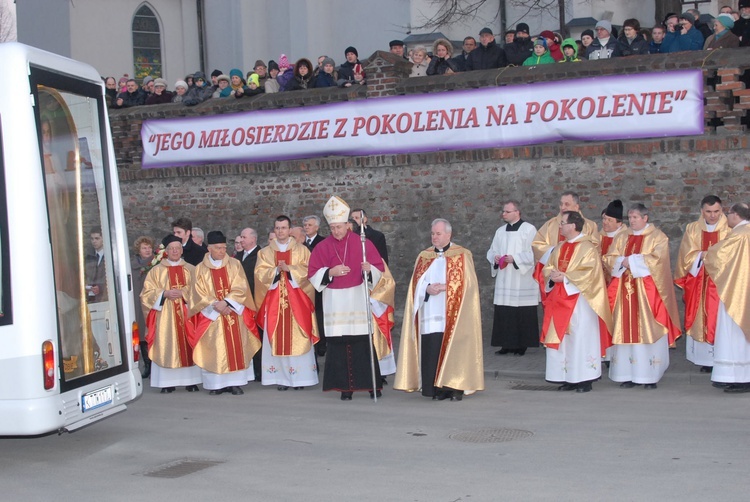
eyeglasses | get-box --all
[726,211,736,216]
[560,221,574,226]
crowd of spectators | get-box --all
[104,3,750,109]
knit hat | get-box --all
[344,46,358,57]
[174,80,188,90]
[254,59,266,69]
[604,199,624,221]
[534,38,548,48]
[740,0,750,9]
[268,60,279,72]
[193,71,207,82]
[716,13,735,30]
[679,11,695,25]
[321,57,335,67]
[595,20,612,33]
[479,27,493,36]
[247,73,260,86]
[142,76,154,86]
[210,69,223,78]
[217,74,230,83]
[229,68,243,79]
[516,23,530,34]
[278,54,291,70]
[153,78,167,88]
[539,30,555,40]
[206,231,227,245]
[581,29,595,39]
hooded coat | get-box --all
[559,37,580,62]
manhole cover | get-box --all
[449,428,533,443]
[510,383,559,391]
[141,458,224,478]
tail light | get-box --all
[42,340,55,390]
[132,321,140,362]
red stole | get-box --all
[678,230,721,343]
[259,250,317,356]
[541,242,579,349]
[618,235,644,344]
[534,228,566,302]
[600,235,614,256]
[211,266,246,371]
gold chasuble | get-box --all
[254,240,318,357]
[704,224,750,341]
[394,245,484,393]
[605,225,681,346]
[532,215,599,300]
[674,215,729,344]
[140,260,196,368]
[541,236,613,353]
[370,262,397,361]
[190,255,261,374]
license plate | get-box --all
[82,386,113,412]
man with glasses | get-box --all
[486,200,539,356]
[605,204,681,390]
[586,20,621,59]
[705,203,750,392]
[674,195,730,373]
[541,211,612,393]
[190,231,261,395]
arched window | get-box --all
[132,5,162,81]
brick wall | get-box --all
[112,49,750,331]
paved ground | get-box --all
[2,334,748,502]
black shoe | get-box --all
[514,348,526,356]
[436,390,452,401]
[576,382,592,393]
[495,348,510,355]
[277,385,289,391]
[141,360,151,379]
[185,385,199,392]
[369,390,383,399]
[603,361,611,369]
[724,383,750,393]
[231,386,244,395]
[340,392,353,401]
[293,386,304,390]
[160,387,175,394]
[316,347,327,357]
[712,382,731,389]
[619,381,640,388]
[450,390,464,401]
[381,376,388,386]
[558,383,577,391]
[644,383,658,390]
[699,366,713,373]
[209,388,225,395]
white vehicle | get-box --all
[0,43,142,435]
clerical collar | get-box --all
[606,226,622,237]
[434,242,451,253]
[505,219,523,231]
[276,240,290,252]
[736,220,749,228]
[632,224,650,236]
[209,256,223,267]
[167,259,181,265]
[705,222,717,231]
[566,233,584,243]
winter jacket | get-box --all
[145,91,174,105]
[617,33,650,56]
[426,56,460,75]
[466,40,507,70]
[558,38,580,62]
[704,30,740,50]
[585,37,621,59]
[337,60,367,87]
[114,88,146,108]
[313,71,338,88]
[664,27,704,52]
[522,51,556,66]
[504,37,534,66]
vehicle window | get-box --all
[37,84,123,381]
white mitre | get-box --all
[323,196,350,224]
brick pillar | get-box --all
[364,50,411,98]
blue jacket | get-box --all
[664,27,704,53]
